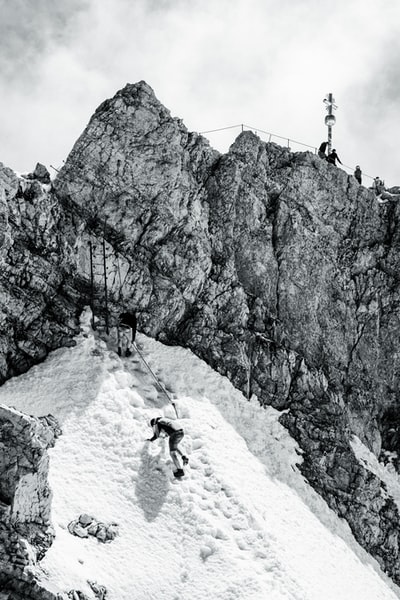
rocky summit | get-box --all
[2,80,400,591]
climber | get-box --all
[318,141,329,160]
[373,177,385,196]
[118,312,137,357]
[354,165,362,185]
[326,149,342,166]
[147,417,188,478]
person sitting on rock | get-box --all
[373,176,385,196]
[327,149,342,166]
[147,417,188,477]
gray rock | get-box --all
[2,80,400,589]
[0,404,58,582]
[86,522,99,536]
[32,163,51,185]
[78,514,95,527]
[68,516,118,544]
[87,581,107,599]
[105,524,118,541]
[53,81,400,586]
[94,525,107,543]
[67,592,89,600]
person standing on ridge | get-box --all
[147,416,188,478]
[373,177,385,196]
[327,149,343,166]
[318,141,329,159]
[354,165,362,184]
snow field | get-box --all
[0,311,399,599]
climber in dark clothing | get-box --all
[147,417,188,477]
[373,177,385,196]
[354,165,362,184]
[326,149,342,166]
[318,141,329,159]
[118,312,137,357]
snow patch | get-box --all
[0,323,399,600]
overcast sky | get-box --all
[1,0,399,186]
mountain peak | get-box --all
[1,82,400,595]
[93,79,170,122]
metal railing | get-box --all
[200,123,377,183]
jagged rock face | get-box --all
[0,577,59,600]
[0,164,87,384]
[53,82,400,584]
[2,81,400,586]
[53,82,218,330]
[0,405,59,591]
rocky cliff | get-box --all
[0,164,85,384]
[2,80,400,589]
[0,405,60,599]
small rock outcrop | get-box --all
[25,163,51,185]
[68,514,118,543]
[0,162,84,384]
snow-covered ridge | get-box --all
[0,311,398,600]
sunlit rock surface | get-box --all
[2,80,400,587]
[0,405,60,598]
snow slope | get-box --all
[0,310,399,600]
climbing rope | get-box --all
[200,123,317,152]
[52,124,378,185]
[199,123,378,182]
[133,341,179,418]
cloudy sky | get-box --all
[1,0,399,185]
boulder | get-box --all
[68,515,118,544]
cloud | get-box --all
[0,0,400,184]
[0,0,90,83]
